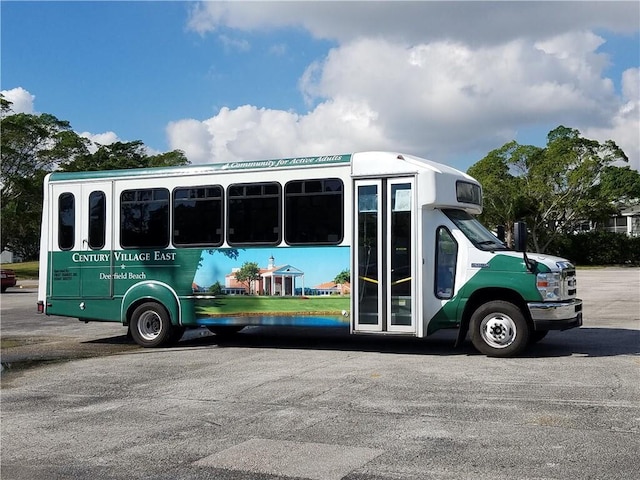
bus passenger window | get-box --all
[58,192,75,250]
[173,186,223,246]
[88,191,106,250]
[435,227,457,299]
[120,188,169,248]
[228,182,281,245]
[285,178,343,245]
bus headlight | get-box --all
[536,272,562,301]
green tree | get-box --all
[1,99,89,258]
[60,140,188,171]
[333,269,350,284]
[468,126,628,252]
[208,281,224,295]
[1,95,12,114]
[234,262,261,294]
[467,142,537,247]
[1,94,190,259]
[598,166,640,212]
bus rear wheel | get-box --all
[129,302,173,348]
[470,300,530,357]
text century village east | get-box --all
[71,251,177,263]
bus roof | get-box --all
[47,154,353,182]
[46,151,476,186]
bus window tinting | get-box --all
[88,191,106,250]
[435,226,457,299]
[173,186,223,246]
[285,178,343,244]
[120,188,169,248]
[228,182,281,245]
[456,181,482,206]
[58,192,75,250]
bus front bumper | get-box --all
[527,299,583,331]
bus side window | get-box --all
[435,226,457,299]
[285,178,343,245]
[173,186,223,246]
[88,191,106,250]
[58,192,75,250]
[120,188,170,248]
[228,182,281,245]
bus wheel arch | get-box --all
[122,282,180,326]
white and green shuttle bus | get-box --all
[37,151,582,357]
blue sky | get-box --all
[2,1,639,172]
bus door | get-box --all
[50,183,82,298]
[78,183,113,298]
[50,182,114,298]
[353,178,416,333]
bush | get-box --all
[546,231,640,266]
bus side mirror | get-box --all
[514,222,527,252]
[496,225,505,242]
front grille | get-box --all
[562,269,577,299]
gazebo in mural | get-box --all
[225,255,305,296]
[260,255,305,296]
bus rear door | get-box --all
[49,183,113,299]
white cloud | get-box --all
[583,68,640,171]
[218,34,250,53]
[168,31,637,169]
[187,2,639,44]
[177,3,639,170]
[167,100,390,164]
[166,118,214,163]
[78,131,121,153]
[1,87,35,114]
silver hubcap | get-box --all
[480,313,517,349]
[137,311,162,341]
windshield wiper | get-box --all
[476,240,507,250]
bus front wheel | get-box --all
[129,302,173,348]
[470,300,530,357]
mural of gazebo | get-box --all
[224,255,305,296]
[260,255,305,296]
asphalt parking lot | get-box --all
[1,268,639,480]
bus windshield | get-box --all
[443,209,508,251]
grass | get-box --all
[196,295,350,316]
[1,261,39,279]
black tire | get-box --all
[1,287,6,293]
[470,300,530,357]
[529,329,549,344]
[129,302,173,348]
[206,325,244,336]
